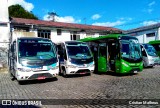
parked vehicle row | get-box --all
[8,34,160,84]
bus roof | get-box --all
[149,40,160,44]
[55,40,86,45]
[79,34,137,42]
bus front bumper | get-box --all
[129,68,141,73]
[16,69,59,81]
[66,66,94,75]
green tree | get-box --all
[47,12,58,21]
[9,4,38,19]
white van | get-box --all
[141,44,160,67]
[56,41,95,77]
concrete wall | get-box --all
[0,0,10,46]
[0,0,10,68]
[128,28,159,43]
[50,29,71,43]
[12,31,36,41]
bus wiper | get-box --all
[38,54,54,58]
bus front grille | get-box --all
[28,73,53,79]
[76,69,90,74]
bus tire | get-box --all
[59,66,63,76]
[63,68,68,78]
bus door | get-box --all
[108,41,117,72]
[98,43,109,72]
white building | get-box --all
[0,0,10,47]
[124,24,160,43]
[10,17,121,43]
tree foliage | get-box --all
[9,4,38,19]
[47,12,58,21]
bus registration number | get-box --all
[134,71,138,73]
[37,76,46,80]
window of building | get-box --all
[38,30,51,39]
[146,32,155,37]
[57,29,62,35]
[70,35,80,40]
[14,26,30,32]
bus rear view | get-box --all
[9,37,59,83]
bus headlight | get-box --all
[68,65,77,68]
[17,68,31,72]
[89,64,95,67]
[50,66,59,70]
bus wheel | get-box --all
[63,69,68,78]
[59,67,63,76]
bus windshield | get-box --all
[18,39,57,66]
[143,44,158,56]
[66,44,91,58]
[121,39,141,60]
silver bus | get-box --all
[141,44,160,67]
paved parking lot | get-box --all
[0,66,160,108]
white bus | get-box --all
[141,44,160,67]
[8,37,59,83]
[56,41,95,77]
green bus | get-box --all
[80,34,143,74]
[149,40,160,57]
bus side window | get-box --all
[13,41,17,61]
[141,47,147,57]
[116,42,120,59]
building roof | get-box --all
[124,23,160,34]
[11,17,122,33]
